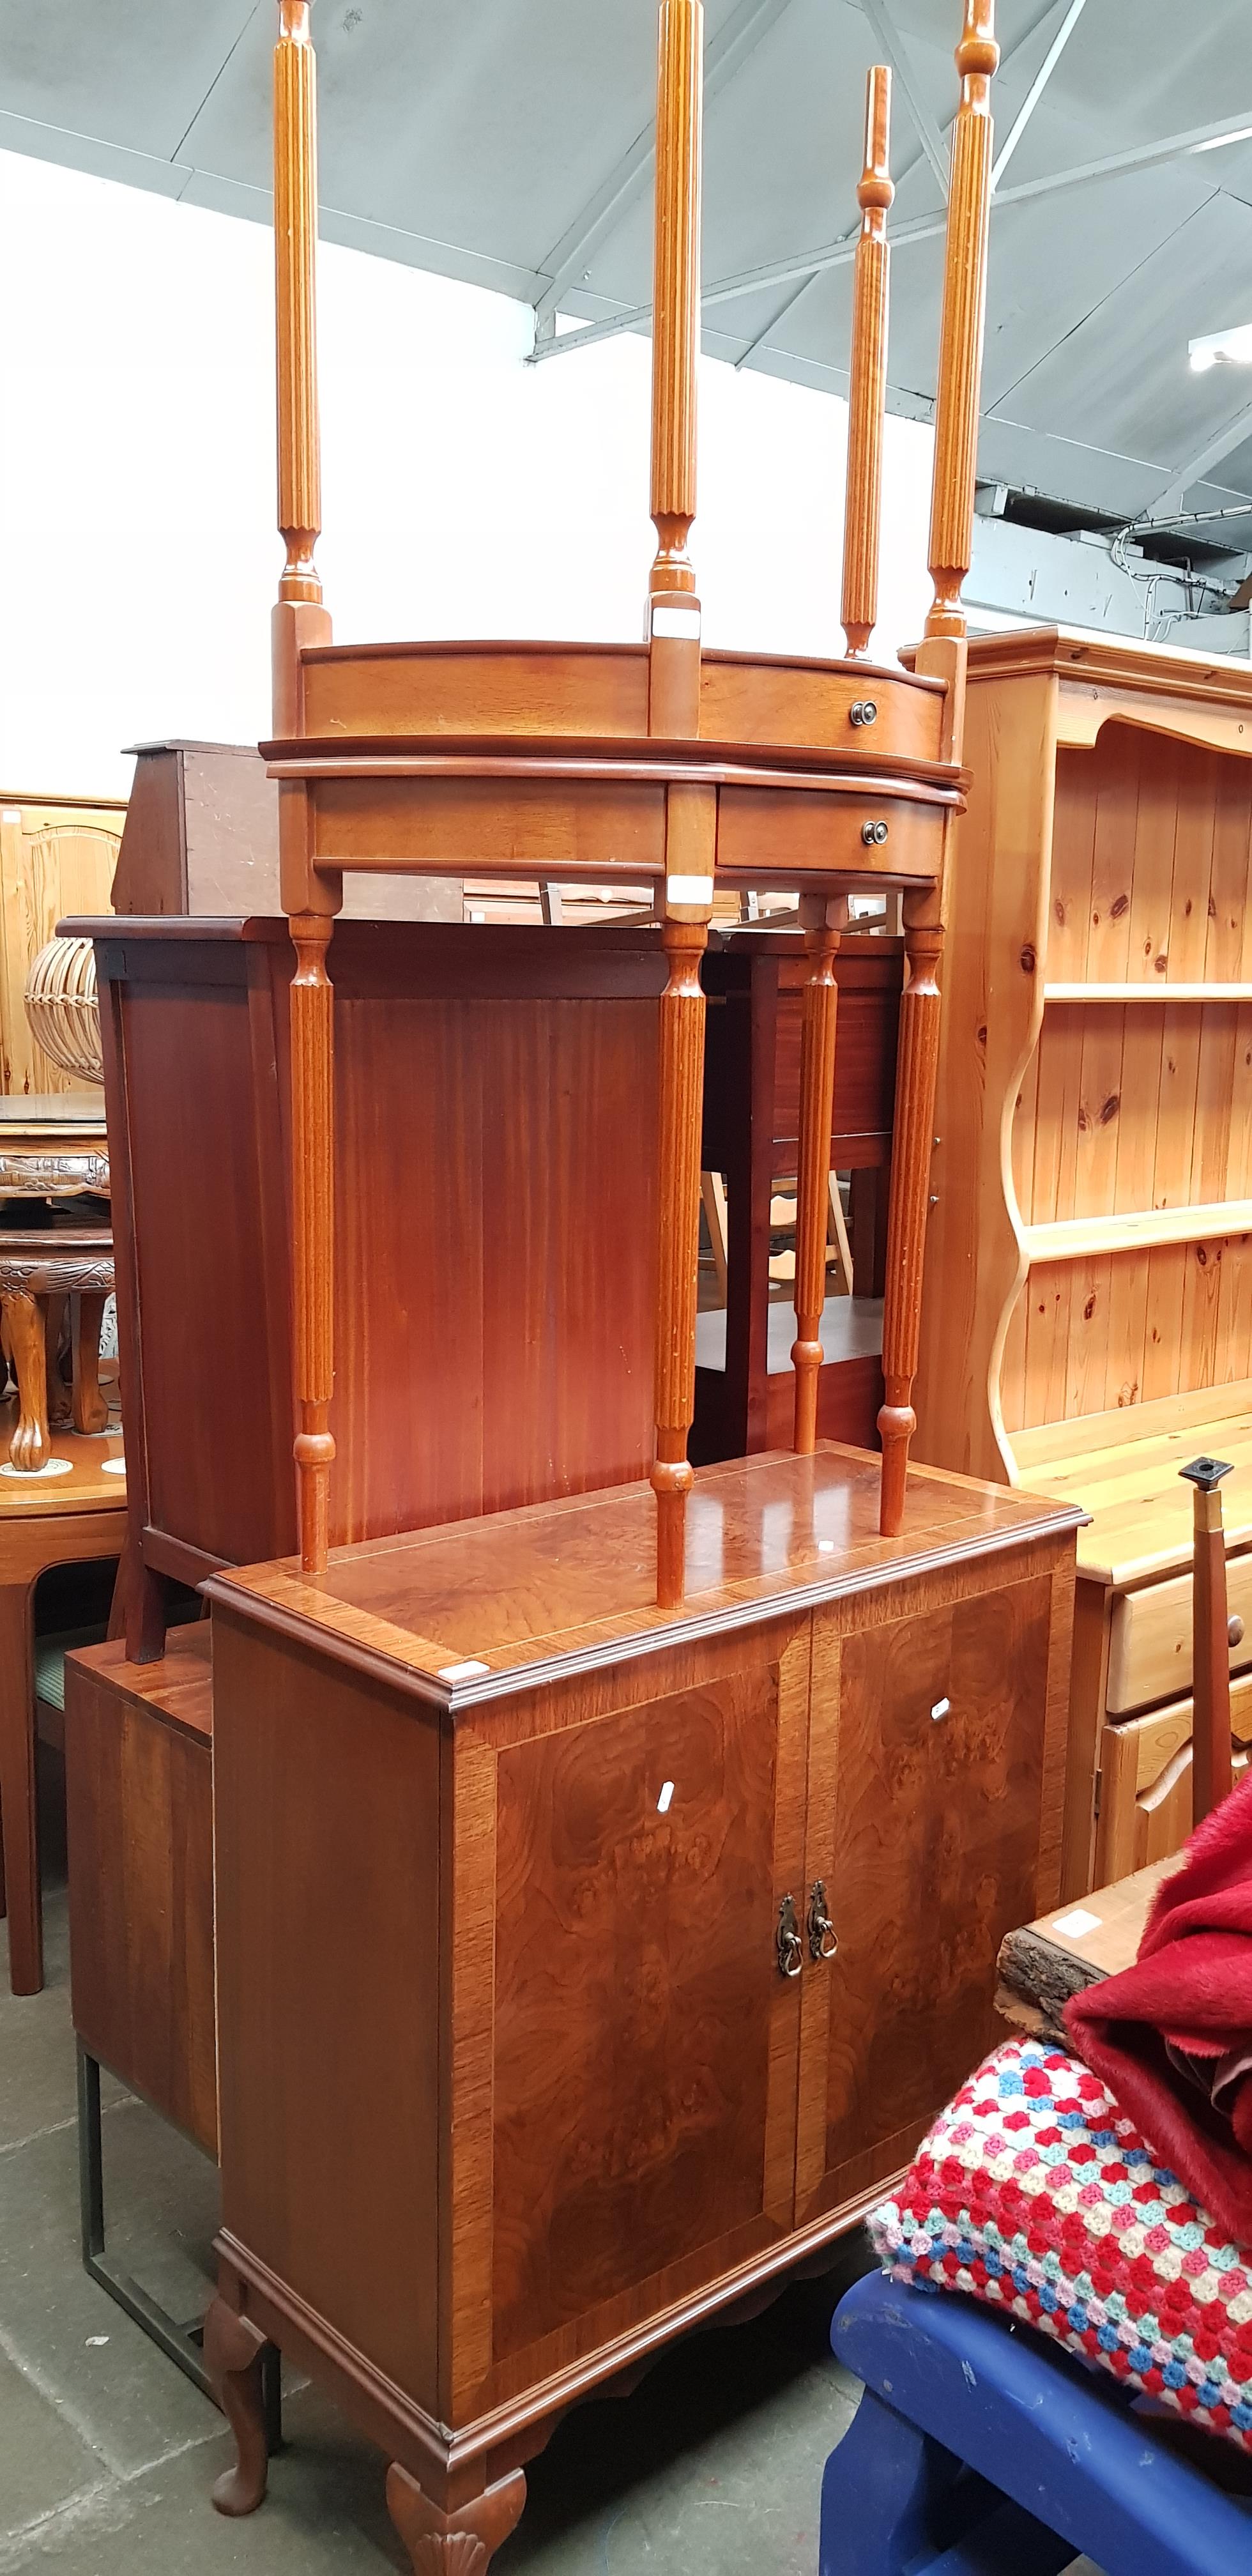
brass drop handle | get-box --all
[1230,1614,1245,1650]
[777,1893,803,1979]
[807,1880,838,1963]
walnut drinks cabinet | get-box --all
[193,4,1074,2564]
[206,1450,1078,2554]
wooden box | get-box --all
[64,1625,215,2154]
[110,742,460,922]
[79,921,668,1620]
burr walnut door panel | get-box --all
[795,1574,1053,2224]
[450,1635,809,2415]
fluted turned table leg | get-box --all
[792,896,844,1453]
[289,912,335,1574]
[878,916,943,1535]
[652,894,709,1608]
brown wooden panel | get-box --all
[212,1611,441,2414]
[102,925,664,1576]
[699,657,943,760]
[302,641,650,742]
[121,979,294,1567]
[333,993,658,1540]
[798,1572,1053,2216]
[772,979,899,1162]
[64,1632,216,2152]
[489,1664,790,2361]
[715,786,943,885]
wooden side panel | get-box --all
[212,1611,441,2413]
[913,668,1057,1483]
[797,1568,1055,2221]
[106,930,662,1572]
[334,994,659,1540]
[64,1641,216,2154]
[119,976,296,1566]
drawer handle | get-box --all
[807,1880,838,1963]
[1230,1615,1245,1650]
[777,1893,803,1979]
[861,819,889,847]
[850,698,878,727]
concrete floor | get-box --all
[1,1869,879,2575]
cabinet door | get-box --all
[447,1630,809,2418]
[795,1574,1053,2225]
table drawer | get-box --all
[1106,1547,1252,1715]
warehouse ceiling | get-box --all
[4,0,1252,537]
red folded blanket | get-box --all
[1065,1775,1252,2244]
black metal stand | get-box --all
[76,2044,281,2446]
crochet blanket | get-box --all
[873,2035,1252,2452]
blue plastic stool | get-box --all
[821,2269,1252,2575]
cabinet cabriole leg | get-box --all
[204,2298,271,2516]
[386,2462,527,2573]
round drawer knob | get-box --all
[1229,1614,1245,1649]
[861,819,889,847]
[850,699,878,727]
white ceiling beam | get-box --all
[857,0,949,192]
[531,0,796,337]
[991,0,1088,188]
[531,107,1252,364]
[731,0,1067,372]
[1140,397,1252,520]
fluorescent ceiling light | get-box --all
[1189,323,1252,372]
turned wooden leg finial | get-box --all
[204,2298,271,2517]
[1180,1455,1236,1825]
[386,2463,526,2575]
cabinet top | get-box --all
[207,1446,1081,1716]
[950,625,1252,707]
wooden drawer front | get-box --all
[1106,1549,1252,1714]
[700,659,944,762]
[1096,1673,1252,1882]
[715,786,946,887]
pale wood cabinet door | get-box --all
[795,1574,1053,2226]
[447,1629,809,2418]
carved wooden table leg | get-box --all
[386,2463,526,2575]
[72,1290,109,1436]
[204,2298,273,2516]
[45,1289,72,1434]
[2,1291,50,1472]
